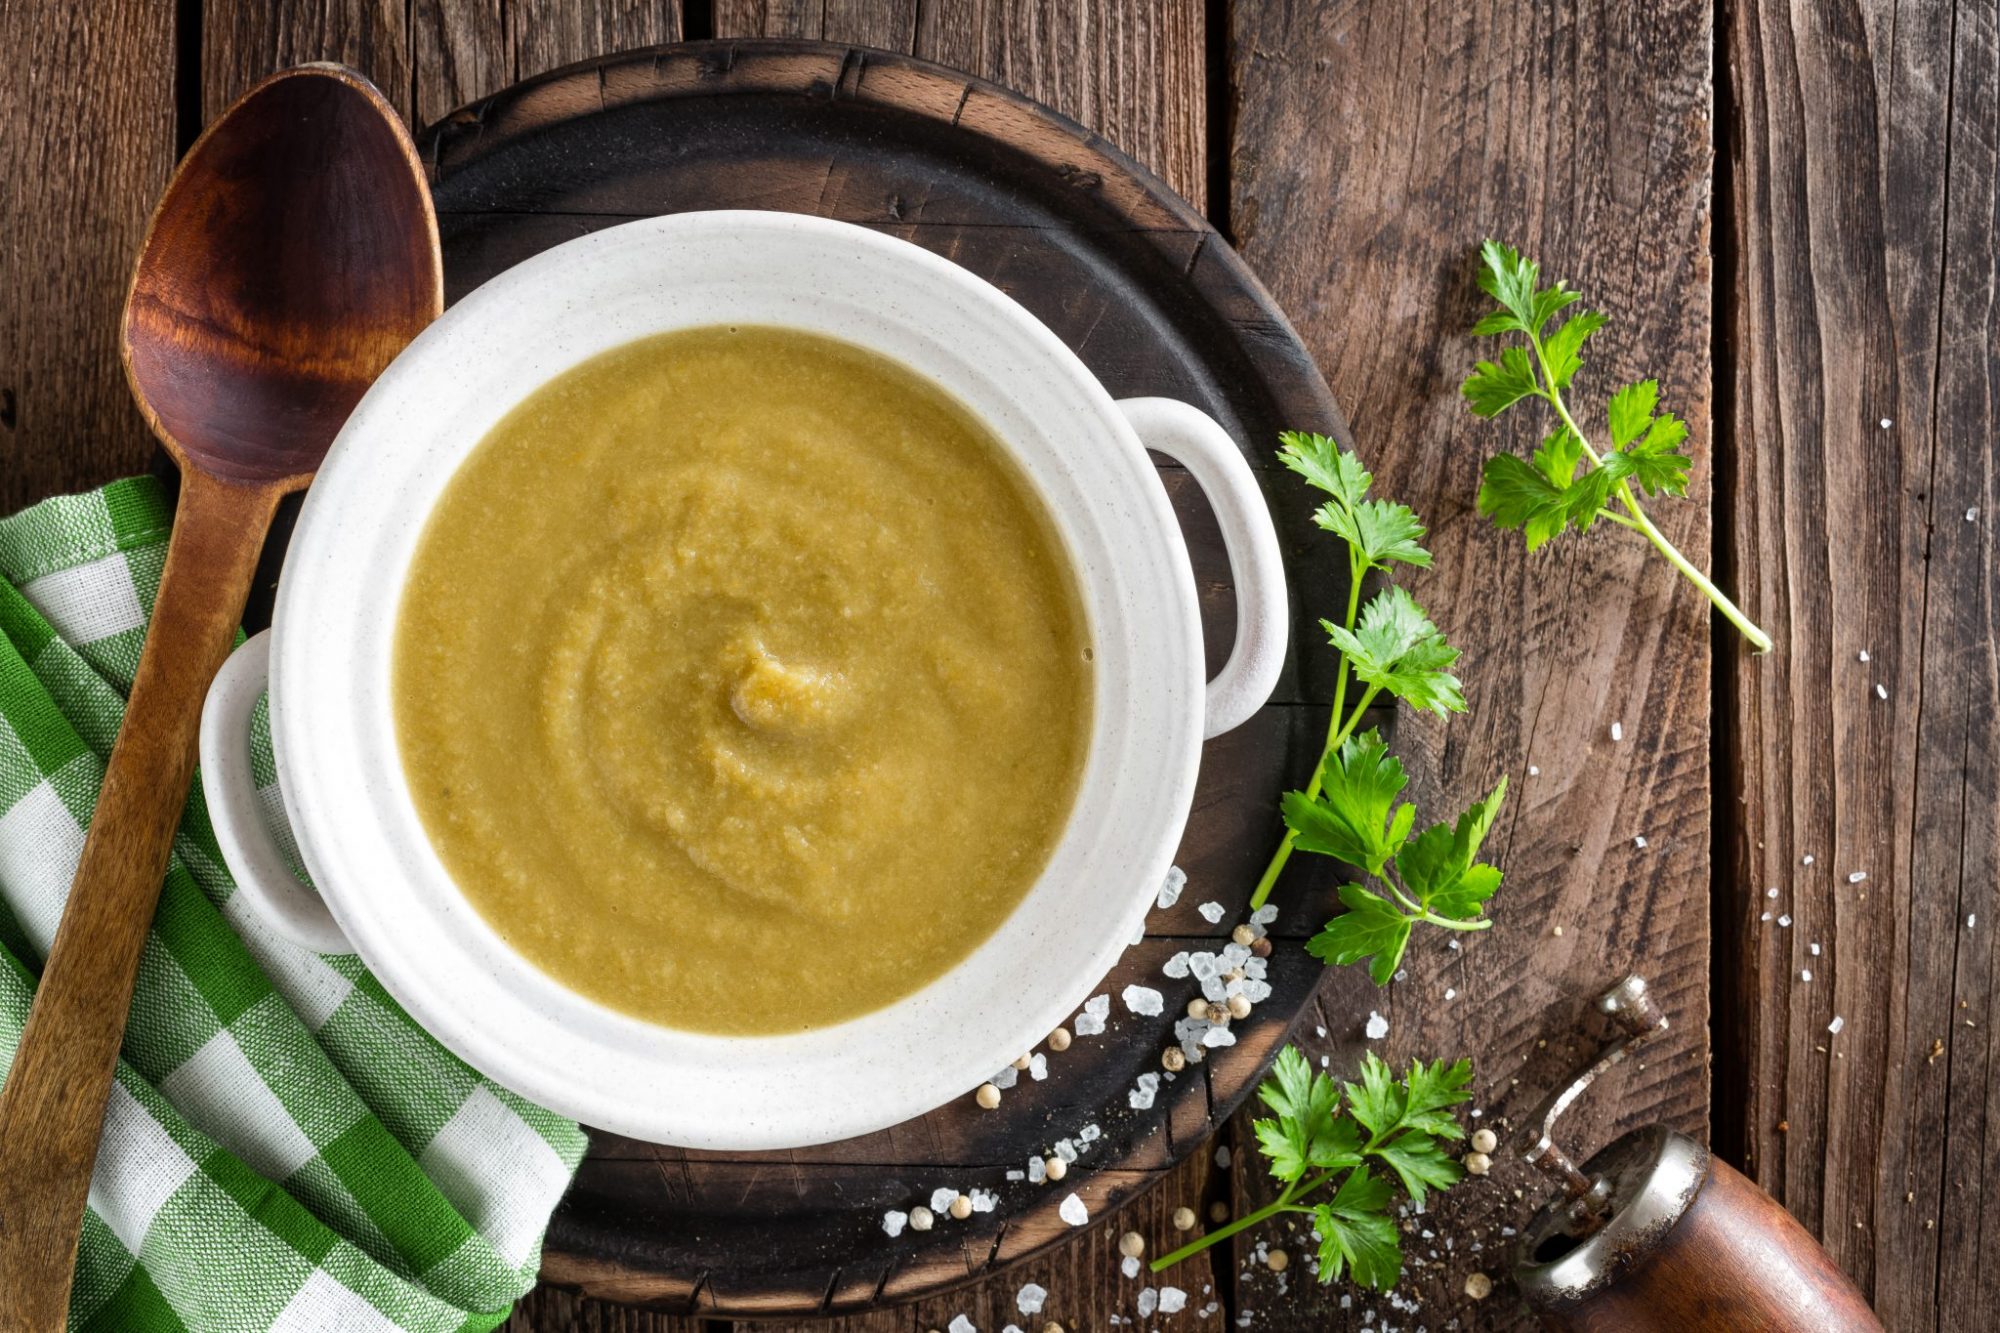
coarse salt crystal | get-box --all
[1779,914,1793,927]
[1970,914,1979,929]
[1130,1072,1161,1109]
[882,1210,908,1237]
[1080,1123,1101,1143]
[1252,904,1280,925]
[1848,871,1868,884]
[1157,865,1187,909]
[1074,994,1111,1036]
[1137,1288,1159,1318]
[950,1315,977,1333]
[1858,650,1871,662]
[1444,988,1457,1001]
[1611,721,1624,741]
[1197,901,1226,924]
[1810,942,1821,956]
[1123,984,1165,1017]
[992,1064,1019,1090]
[1970,507,1981,523]
[931,1187,958,1212]
[1202,1025,1237,1048]
[1130,920,1145,946]
[1055,1139,1078,1162]
[1365,1010,1389,1040]
[1122,1254,1141,1279]
[1029,1053,1048,1081]
[1802,969,1813,982]
[1315,1025,1328,1038]
[1163,952,1191,979]
[970,1189,999,1213]
[1188,953,1220,982]
[1059,1193,1088,1226]
[1004,1325,1024,1333]
[1321,1055,1329,1067]
[1529,764,1540,776]
[1635,836,1648,849]
[1159,1287,1188,1314]
[1761,912,1772,922]
[1803,854,1816,866]
[1006,1169,1025,1181]
[1028,1156,1046,1184]
[1876,683,1889,700]
[1016,1283,1048,1314]
[1767,887,1779,899]
[1829,1015,1846,1034]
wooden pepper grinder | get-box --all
[1512,976,1883,1332]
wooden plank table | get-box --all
[1,1,1991,1329]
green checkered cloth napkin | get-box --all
[0,477,588,1331]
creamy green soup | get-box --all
[393,326,1092,1033]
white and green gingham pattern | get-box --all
[0,477,587,1331]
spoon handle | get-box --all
[0,469,281,1329]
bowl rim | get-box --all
[268,210,1207,1146]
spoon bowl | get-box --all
[123,64,440,485]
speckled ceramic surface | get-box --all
[201,211,1287,1148]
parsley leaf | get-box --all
[1395,776,1508,921]
[1315,1169,1403,1290]
[1323,587,1465,716]
[1316,498,1433,570]
[1277,430,1370,507]
[1305,883,1413,985]
[1462,241,1771,652]
[1281,729,1414,876]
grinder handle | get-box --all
[1535,1153,1882,1332]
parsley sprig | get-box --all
[1246,432,1506,982]
[1463,241,1772,653]
[1150,1047,1474,1290]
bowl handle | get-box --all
[1117,398,1289,738]
[198,629,354,954]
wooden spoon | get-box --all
[0,65,439,1326]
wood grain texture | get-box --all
[1227,2,1718,1328]
[0,0,173,511]
[717,0,1205,212]
[1724,0,1998,1327]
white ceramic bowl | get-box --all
[198,211,1287,1148]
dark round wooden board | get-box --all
[419,39,1359,1318]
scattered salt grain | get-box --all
[1188,953,1220,982]
[1810,942,1821,956]
[1858,650,1871,663]
[1017,1283,1048,1314]
[1761,912,1772,922]
[1074,994,1112,1036]
[1802,969,1814,982]
[1137,1288,1159,1319]
[1803,854,1816,866]
[1365,1010,1389,1040]
[992,1065,1020,1090]
[1130,920,1146,946]
[1829,1015,1846,1035]
[1970,507,1981,523]
[1970,914,1979,929]
[1880,418,1893,429]
[882,1210,908,1237]
[1197,901,1226,924]
[950,1315,977,1333]
[1201,1025,1237,1049]
[1529,765,1540,776]
[1876,683,1889,700]
[1059,1193,1089,1226]
[1080,1124,1101,1143]
[1006,1169,1025,1181]
[1252,904,1280,926]
[1767,887,1779,899]
[1779,914,1793,927]
[1159,1287,1188,1314]
[931,1187,959,1213]
[1123,985,1165,1017]
[1122,1255,1142,1279]
[1444,988,1457,1001]
[1635,836,1648,849]
[1157,865,1187,909]
[1055,1139,1078,1162]
[1163,952,1191,979]
[1029,1053,1049,1081]
[1130,1072,1161,1110]
[970,1189,999,1213]
[1611,721,1623,742]
[1028,1156,1046,1184]
[1315,1025,1328,1038]
[1003,1325,1024,1333]
[1848,871,1868,884]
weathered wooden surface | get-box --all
[1226,1,1719,1328]
[1726,0,1999,1328]
[12,0,1989,1329]
[0,1,174,512]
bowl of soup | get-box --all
[197,210,1287,1148]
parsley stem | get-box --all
[1527,338,1772,654]
[1248,680,1382,910]
[1148,1176,1326,1274]
[1248,554,1369,912]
